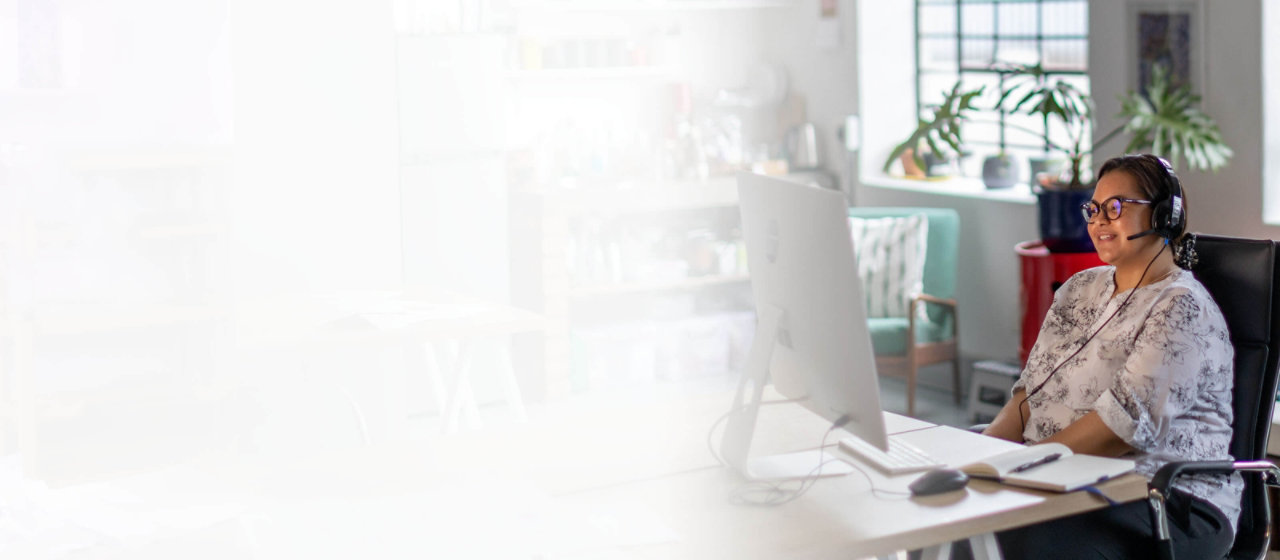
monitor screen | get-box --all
[721,172,889,478]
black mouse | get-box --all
[908,468,970,496]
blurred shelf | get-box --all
[570,274,750,298]
[131,222,225,240]
[521,176,740,215]
[28,303,228,335]
[66,147,232,171]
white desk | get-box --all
[538,399,1147,560]
[0,388,1146,559]
[234,288,544,435]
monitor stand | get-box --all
[720,305,854,481]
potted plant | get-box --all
[981,151,1020,189]
[883,81,985,179]
[996,63,1233,251]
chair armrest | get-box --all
[1147,459,1280,560]
[1150,459,1280,496]
[912,293,957,309]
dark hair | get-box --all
[1096,153,1196,267]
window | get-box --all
[915,0,1089,160]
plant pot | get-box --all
[1027,156,1066,186]
[982,155,1020,189]
[922,152,953,177]
[1036,186,1095,253]
[899,148,926,178]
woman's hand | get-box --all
[981,389,1030,443]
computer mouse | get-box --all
[908,468,970,496]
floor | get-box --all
[877,374,972,428]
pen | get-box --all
[1009,453,1062,473]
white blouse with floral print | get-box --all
[1015,266,1241,533]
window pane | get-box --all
[1043,2,1087,37]
[960,4,994,36]
[1005,112,1046,147]
[920,5,956,35]
[997,39,1038,66]
[965,120,1001,146]
[997,3,1037,36]
[920,38,958,71]
[960,38,996,67]
[920,72,960,107]
[964,73,1001,109]
[1042,39,1087,72]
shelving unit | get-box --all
[511,175,752,398]
[395,0,790,401]
[0,146,233,481]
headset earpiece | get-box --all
[1149,156,1185,239]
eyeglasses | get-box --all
[1080,196,1153,223]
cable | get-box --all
[705,396,809,466]
[1017,242,1169,435]
[728,416,911,506]
[729,422,844,506]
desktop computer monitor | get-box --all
[721,171,889,480]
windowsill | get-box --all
[861,174,1037,205]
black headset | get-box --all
[1127,154,1185,241]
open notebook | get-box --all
[960,442,1136,492]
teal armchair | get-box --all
[848,207,961,417]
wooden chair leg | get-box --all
[952,355,963,405]
[907,363,918,418]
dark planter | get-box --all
[1036,187,1095,253]
[982,155,1020,189]
[1027,157,1065,186]
[922,152,953,177]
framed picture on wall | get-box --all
[1128,1,1205,96]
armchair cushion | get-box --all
[849,213,928,318]
[867,314,954,355]
[849,207,959,325]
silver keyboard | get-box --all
[838,436,944,475]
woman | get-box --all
[979,154,1240,558]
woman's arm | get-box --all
[1041,411,1134,457]
[981,389,1029,443]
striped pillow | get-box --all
[848,214,929,319]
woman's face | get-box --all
[1087,170,1161,269]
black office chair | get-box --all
[1147,234,1280,560]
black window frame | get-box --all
[914,0,1089,156]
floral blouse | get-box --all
[1015,266,1242,532]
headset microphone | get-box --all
[1127,229,1156,241]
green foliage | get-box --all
[995,63,1233,190]
[1118,65,1233,172]
[882,81,985,174]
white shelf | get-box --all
[523,176,740,215]
[862,174,1037,205]
[570,274,750,298]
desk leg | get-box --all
[968,533,1002,560]
[423,343,448,417]
[442,340,482,433]
[919,545,950,560]
[495,340,527,423]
